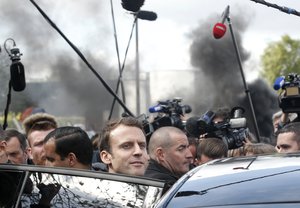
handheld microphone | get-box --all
[273,76,285,90]
[137,10,157,21]
[10,47,26,91]
[213,5,230,39]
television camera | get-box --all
[273,73,300,113]
[185,107,249,149]
[140,98,192,140]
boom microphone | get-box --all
[121,0,145,12]
[137,10,157,21]
[213,5,230,39]
[10,47,26,91]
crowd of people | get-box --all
[1,107,300,204]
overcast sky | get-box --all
[136,0,300,75]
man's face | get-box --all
[188,144,197,165]
[44,139,68,168]
[5,137,27,164]
[102,125,149,176]
[161,133,192,176]
[28,129,54,166]
[276,132,300,153]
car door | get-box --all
[0,164,166,208]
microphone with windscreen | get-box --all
[121,0,145,12]
[10,46,26,91]
[137,10,157,21]
[213,5,230,39]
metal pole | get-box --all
[135,18,141,115]
[227,16,261,142]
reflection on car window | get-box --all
[21,172,162,207]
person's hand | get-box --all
[37,183,61,206]
[280,112,289,124]
[243,137,252,145]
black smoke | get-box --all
[0,1,127,131]
[186,13,279,141]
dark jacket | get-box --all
[144,159,179,193]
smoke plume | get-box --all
[186,13,279,140]
[0,1,125,131]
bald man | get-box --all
[144,127,192,190]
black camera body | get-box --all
[186,107,249,149]
[274,73,300,113]
[142,98,192,140]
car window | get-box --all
[0,171,24,207]
[20,172,163,207]
[0,165,165,208]
[162,167,300,208]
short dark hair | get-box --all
[44,126,93,166]
[276,122,300,145]
[4,129,27,151]
[99,117,144,153]
[213,107,231,121]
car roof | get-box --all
[191,153,300,179]
[156,153,300,208]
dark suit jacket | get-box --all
[144,159,179,193]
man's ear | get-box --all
[26,147,33,159]
[67,153,77,167]
[156,148,164,161]
[100,150,112,165]
[0,140,6,150]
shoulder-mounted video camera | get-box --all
[141,98,192,140]
[185,107,249,149]
[273,73,300,113]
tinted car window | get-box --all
[161,166,300,207]
[0,165,165,208]
[21,172,161,207]
[0,171,24,207]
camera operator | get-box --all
[144,98,192,140]
[273,73,300,130]
[212,107,231,123]
[186,106,254,151]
